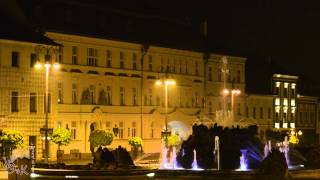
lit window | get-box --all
[291,99,295,106]
[275,98,280,106]
[275,106,280,113]
[283,99,288,106]
[282,122,288,129]
[275,122,280,129]
[284,82,288,88]
[276,81,280,87]
[291,83,296,89]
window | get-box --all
[237,70,241,83]
[106,121,111,131]
[87,48,97,66]
[143,95,147,106]
[44,93,51,113]
[260,107,263,119]
[246,106,249,117]
[185,61,188,74]
[30,93,37,113]
[72,84,78,104]
[160,56,164,72]
[30,53,37,68]
[57,82,63,104]
[72,46,78,65]
[120,87,125,105]
[208,101,212,113]
[268,108,271,119]
[148,55,153,71]
[71,121,76,139]
[179,59,182,73]
[120,51,125,69]
[208,67,212,81]
[119,121,124,138]
[291,84,295,98]
[132,88,137,106]
[11,92,19,112]
[148,88,152,106]
[173,58,176,73]
[150,122,154,138]
[195,61,199,75]
[89,85,95,104]
[156,96,160,106]
[132,53,137,70]
[284,87,288,98]
[107,86,112,105]
[12,52,19,67]
[237,103,241,115]
[132,122,136,137]
[218,70,221,81]
[106,50,112,68]
[253,107,256,119]
[58,47,63,63]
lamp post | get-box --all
[289,129,303,144]
[156,79,176,147]
[35,56,60,163]
[231,89,241,113]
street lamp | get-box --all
[289,129,303,144]
[231,89,241,113]
[222,89,241,112]
[35,60,59,163]
[156,79,176,146]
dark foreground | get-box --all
[29,168,320,180]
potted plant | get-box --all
[51,127,71,164]
[128,136,142,159]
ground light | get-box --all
[146,172,155,177]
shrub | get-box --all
[256,149,289,180]
[0,129,24,158]
[128,136,142,149]
[89,130,114,148]
[51,127,71,150]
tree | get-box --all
[51,127,71,150]
[89,130,114,148]
[167,134,181,148]
[128,136,142,159]
[0,129,24,157]
[128,136,143,149]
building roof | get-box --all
[17,0,205,52]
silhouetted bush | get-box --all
[113,146,134,168]
[256,149,290,180]
[177,123,263,169]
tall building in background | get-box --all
[272,74,298,129]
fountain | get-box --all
[214,136,220,170]
[283,136,290,166]
[172,147,178,169]
[191,149,202,170]
[239,149,248,171]
[161,145,169,169]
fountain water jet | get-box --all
[239,149,248,171]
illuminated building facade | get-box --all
[0,0,319,160]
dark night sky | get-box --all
[3,0,320,96]
[100,0,319,95]
[163,0,319,96]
